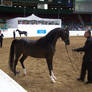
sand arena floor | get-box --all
[0,36,92,92]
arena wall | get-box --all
[2,29,90,38]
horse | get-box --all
[9,27,70,83]
[16,29,27,37]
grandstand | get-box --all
[0,0,73,18]
[0,0,92,31]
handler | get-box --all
[73,27,92,84]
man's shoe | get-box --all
[85,81,92,84]
[77,78,84,82]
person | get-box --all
[0,31,4,48]
[13,31,16,39]
[73,28,92,84]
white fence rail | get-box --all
[0,69,27,92]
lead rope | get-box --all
[65,45,77,73]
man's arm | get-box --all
[72,39,91,52]
[72,47,85,52]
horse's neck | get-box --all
[18,30,20,32]
[47,33,59,47]
[52,36,59,47]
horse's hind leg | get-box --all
[20,34,21,37]
[19,55,27,75]
[46,56,56,83]
[24,34,26,37]
[14,53,21,76]
[26,33,27,37]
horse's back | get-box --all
[15,39,36,46]
[11,39,34,55]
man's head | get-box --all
[84,30,91,38]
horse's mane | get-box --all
[46,28,61,38]
[45,28,62,42]
[36,28,63,45]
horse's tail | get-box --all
[9,39,17,72]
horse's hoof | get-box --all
[16,71,20,74]
[50,76,56,83]
[14,71,20,76]
[51,80,56,83]
[53,76,57,80]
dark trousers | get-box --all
[0,39,3,47]
[87,62,92,82]
[80,59,87,81]
[80,59,92,82]
[13,34,15,39]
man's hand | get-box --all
[72,48,78,52]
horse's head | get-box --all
[16,29,18,31]
[60,27,70,45]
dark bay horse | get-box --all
[16,29,27,37]
[9,27,70,83]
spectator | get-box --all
[0,31,4,48]
[13,31,16,39]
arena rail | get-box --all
[0,69,27,92]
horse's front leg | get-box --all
[46,57,56,83]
